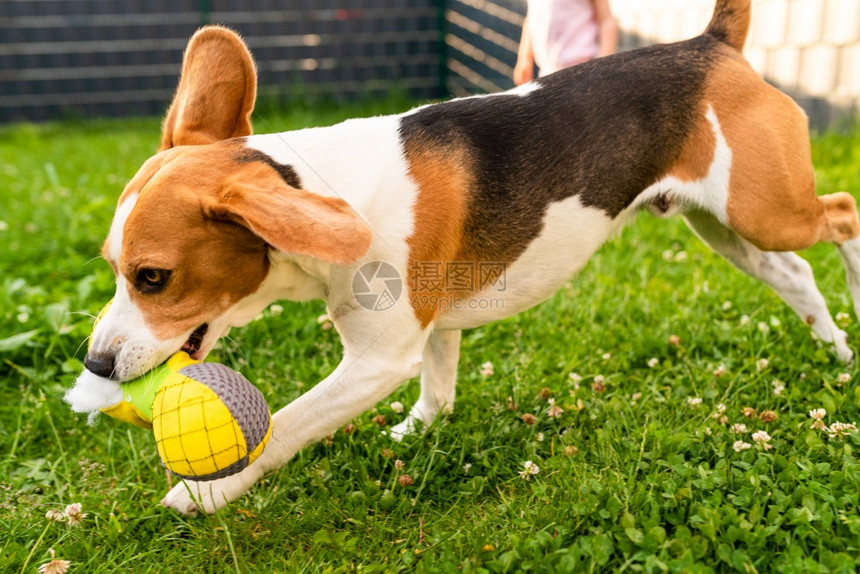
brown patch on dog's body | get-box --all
[402,139,472,326]
[668,103,716,183]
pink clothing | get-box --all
[527,0,599,75]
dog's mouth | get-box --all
[181,323,209,359]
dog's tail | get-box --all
[705,0,751,51]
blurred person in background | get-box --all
[514,0,618,85]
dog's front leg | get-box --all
[389,329,461,440]
[162,323,428,515]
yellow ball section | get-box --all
[151,360,272,481]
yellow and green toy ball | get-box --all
[90,300,271,480]
[101,351,272,481]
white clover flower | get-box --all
[316,313,333,330]
[769,316,781,328]
[674,251,688,262]
[662,249,675,261]
[601,352,611,361]
[687,397,702,408]
[837,373,851,385]
[536,432,545,442]
[38,549,70,574]
[519,460,540,480]
[740,315,751,326]
[752,431,773,451]
[390,401,404,414]
[771,380,785,396]
[722,301,733,311]
[731,423,747,433]
[827,422,858,440]
[647,358,659,368]
[64,503,86,526]
[569,372,582,383]
[809,408,827,430]
[757,322,770,335]
[479,361,494,377]
[45,510,65,522]
[269,304,284,316]
[547,404,564,418]
[713,365,726,378]
[733,441,752,452]
[463,463,472,474]
[756,358,769,372]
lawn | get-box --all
[1,100,859,573]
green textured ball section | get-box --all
[152,362,272,481]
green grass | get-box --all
[1,101,859,574]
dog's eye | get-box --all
[137,268,171,293]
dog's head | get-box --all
[84,27,371,380]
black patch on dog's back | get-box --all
[400,35,719,264]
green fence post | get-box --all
[199,0,211,26]
[435,0,448,98]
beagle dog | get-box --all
[69,0,860,514]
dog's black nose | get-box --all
[84,352,116,379]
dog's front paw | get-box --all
[388,416,419,442]
[836,336,854,364]
[831,329,854,364]
[161,483,200,516]
[161,473,254,515]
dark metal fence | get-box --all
[444,0,523,97]
[2,1,850,130]
[0,0,444,122]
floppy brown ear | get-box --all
[159,26,257,151]
[209,173,374,265]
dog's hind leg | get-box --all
[683,209,854,362]
[837,238,860,320]
[389,329,461,441]
[820,192,860,322]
